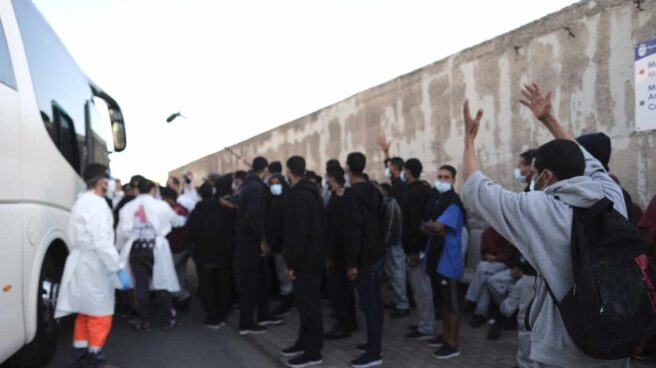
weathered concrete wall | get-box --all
[172,0,656,206]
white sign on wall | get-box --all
[635,38,656,132]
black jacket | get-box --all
[324,187,359,265]
[283,178,325,272]
[187,200,236,268]
[349,180,385,268]
[390,177,407,207]
[235,174,267,238]
[401,180,432,254]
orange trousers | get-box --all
[73,314,113,349]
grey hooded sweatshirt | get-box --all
[462,147,630,368]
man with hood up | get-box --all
[56,163,132,368]
[344,152,386,368]
[187,179,236,329]
[461,84,629,368]
[116,177,185,332]
[279,156,326,368]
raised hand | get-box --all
[463,100,483,141]
[377,137,391,153]
[520,83,552,121]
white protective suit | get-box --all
[55,192,121,318]
[116,194,184,293]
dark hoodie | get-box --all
[187,199,236,268]
[266,174,290,253]
[283,178,325,272]
[324,187,359,265]
[401,180,432,254]
[235,173,267,238]
[348,180,385,268]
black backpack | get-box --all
[546,197,656,360]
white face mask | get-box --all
[530,171,546,192]
[400,171,407,182]
[344,173,351,187]
[232,181,239,192]
[322,179,330,193]
[384,167,392,179]
[528,179,536,192]
[105,178,116,198]
[270,184,283,196]
[514,168,527,183]
[434,180,452,193]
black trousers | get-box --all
[235,233,271,328]
[197,264,232,323]
[327,261,356,329]
[356,259,384,354]
[294,271,323,355]
[129,245,173,324]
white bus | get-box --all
[0,0,127,366]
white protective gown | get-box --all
[116,194,184,293]
[55,192,121,318]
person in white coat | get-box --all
[117,176,185,332]
[55,163,132,368]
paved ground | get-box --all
[45,303,277,368]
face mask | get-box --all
[344,174,350,187]
[322,179,330,193]
[434,180,452,193]
[384,167,392,179]
[530,171,546,192]
[400,171,407,182]
[105,178,116,198]
[514,168,527,183]
[270,184,283,196]
[232,182,239,192]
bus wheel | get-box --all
[6,257,60,367]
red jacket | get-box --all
[480,227,515,266]
[167,202,191,253]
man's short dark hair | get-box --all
[199,182,214,201]
[439,165,457,179]
[389,157,404,171]
[268,161,282,174]
[161,187,178,201]
[405,158,423,179]
[234,170,247,181]
[138,177,155,194]
[326,159,340,171]
[130,175,145,189]
[252,156,269,173]
[326,165,345,185]
[83,163,109,188]
[169,176,180,187]
[534,139,585,181]
[287,156,306,177]
[346,152,366,176]
[576,133,611,171]
[519,150,536,166]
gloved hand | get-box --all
[117,269,132,290]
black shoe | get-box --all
[431,343,460,360]
[324,327,352,341]
[389,308,410,319]
[84,352,107,368]
[239,324,268,335]
[427,334,445,348]
[383,302,396,310]
[258,316,284,326]
[162,319,182,332]
[67,348,87,368]
[503,315,517,331]
[286,353,323,368]
[280,344,305,358]
[486,320,502,341]
[350,352,383,368]
[405,330,433,340]
[469,314,487,328]
[355,343,368,353]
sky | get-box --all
[32,0,577,183]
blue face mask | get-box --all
[400,171,407,182]
[434,180,452,193]
[270,184,283,196]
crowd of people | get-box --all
[54,83,656,368]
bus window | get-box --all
[0,19,16,90]
[85,98,113,166]
[13,0,93,174]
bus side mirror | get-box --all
[110,108,126,152]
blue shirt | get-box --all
[435,204,464,279]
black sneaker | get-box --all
[280,344,305,358]
[350,352,383,368]
[205,321,226,330]
[427,334,445,348]
[431,343,460,360]
[389,308,410,319]
[67,348,87,368]
[469,314,487,328]
[239,324,268,335]
[486,320,502,341]
[355,343,369,353]
[286,352,323,368]
[84,351,107,368]
[405,330,433,340]
[258,316,284,326]
[324,327,352,341]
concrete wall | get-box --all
[171,0,656,207]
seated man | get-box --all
[464,226,515,327]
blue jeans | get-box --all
[356,258,384,354]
